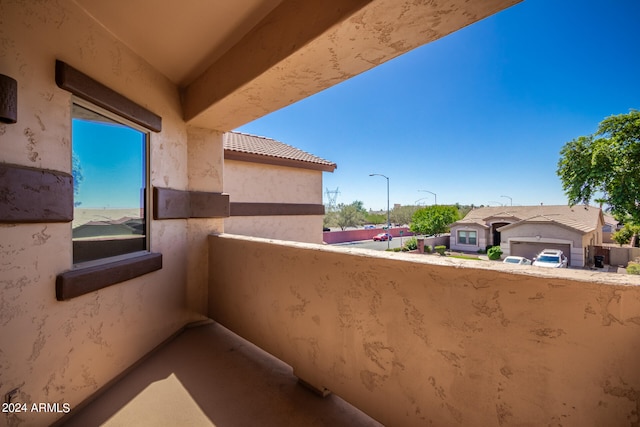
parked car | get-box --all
[373,233,392,241]
[532,249,568,268]
[503,256,532,265]
[364,225,376,229]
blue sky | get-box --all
[236,0,640,211]
[73,119,146,209]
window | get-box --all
[71,101,149,264]
[458,230,477,245]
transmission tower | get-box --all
[325,187,340,211]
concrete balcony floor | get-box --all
[60,321,383,427]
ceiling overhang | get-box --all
[75,0,523,131]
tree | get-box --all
[612,223,640,246]
[335,202,366,230]
[391,205,419,226]
[365,212,386,225]
[557,110,640,223]
[409,205,459,236]
[72,151,84,207]
[323,210,337,228]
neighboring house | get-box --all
[223,132,336,244]
[602,212,619,243]
[449,205,604,267]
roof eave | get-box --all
[224,150,337,172]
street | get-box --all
[333,236,413,251]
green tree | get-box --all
[409,205,459,236]
[612,223,640,246]
[557,110,640,223]
[351,200,367,213]
[335,202,366,230]
[391,205,419,226]
[323,210,337,228]
[365,212,386,224]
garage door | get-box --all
[510,241,572,266]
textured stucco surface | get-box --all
[0,0,526,424]
[185,0,522,130]
[0,1,217,425]
[450,224,488,252]
[224,159,324,243]
[209,234,640,427]
[225,160,321,203]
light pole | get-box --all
[370,173,390,249]
[500,195,513,206]
[418,190,437,205]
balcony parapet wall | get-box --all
[208,233,640,427]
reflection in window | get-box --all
[72,103,148,264]
[458,230,477,245]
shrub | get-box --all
[434,245,446,255]
[424,245,432,254]
[487,246,503,260]
[404,237,418,251]
[627,262,640,275]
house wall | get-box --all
[209,234,640,427]
[224,160,324,243]
[500,224,588,266]
[449,225,488,252]
[0,2,219,425]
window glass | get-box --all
[458,230,477,245]
[468,231,477,245]
[71,103,148,264]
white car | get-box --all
[532,249,568,268]
[503,256,532,265]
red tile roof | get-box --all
[223,132,337,172]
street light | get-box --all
[500,195,513,206]
[369,173,390,249]
[418,190,437,205]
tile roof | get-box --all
[499,214,596,234]
[452,205,603,234]
[223,132,336,172]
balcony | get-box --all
[60,321,381,426]
[62,234,640,426]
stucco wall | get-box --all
[0,2,218,424]
[209,234,640,427]
[450,225,487,251]
[224,159,324,243]
[501,223,584,247]
[611,247,640,267]
[225,215,323,244]
[322,227,413,244]
[224,160,322,203]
